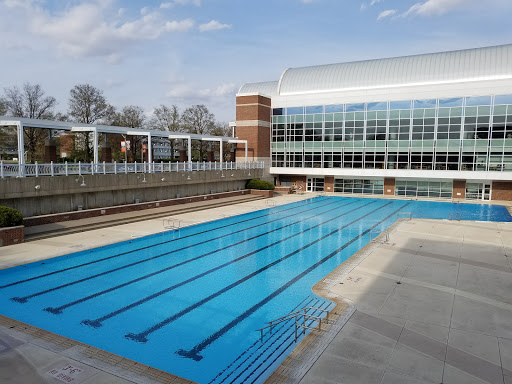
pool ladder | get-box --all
[397,211,413,221]
[369,230,390,243]
[163,218,181,230]
[265,200,276,208]
[449,212,462,221]
[257,307,330,343]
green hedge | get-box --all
[246,179,275,191]
[0,206,23,228]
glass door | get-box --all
[307,177,325,192]
[483,183,491,201]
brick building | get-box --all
[235,44,512,201]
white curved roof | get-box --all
[238,44,512,97]
[238,81,279,97]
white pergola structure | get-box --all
[202,137,224,162]
[128,131,152,163]
[228,139,248,162]
[0,116,239,175]
[168,134,191,164]
[71,127,99,163]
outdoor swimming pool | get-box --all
[0,196,511,383]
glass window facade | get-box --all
[271,95,512,172]
[395,180,453,198]
[334,179,384,195]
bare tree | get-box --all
[181,104,215,160]
[68,84,111,161]
[2,83,57,162]
[149,104,180,160]
[211,122,231,161]
[0,98,7,115]
[114,106,146,162]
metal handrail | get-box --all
[257,306,329,342]
[449,212,462,221]
[0,160,265,178]
[265,200,276,207]
[397,211,413,220]
[370,229,389,242]
[163,218,181,230]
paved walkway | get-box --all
[293,219,512,384]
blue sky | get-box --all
[1,0,511,123]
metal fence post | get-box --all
[103,161,106,175]
[65,161,68,176]
[50,161,54,177]
[114,161,117,174]
[79,161,81,176]
[35,161,39,177]
[135,161,137,173]
[0,161,3,179]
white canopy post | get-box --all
[72,127,98,164]
[228,139,248,163]
[17,122,25,176]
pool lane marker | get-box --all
[115,200,391,343]
[10,198,342,304]
[80,200,376,328]
[1,197,332,290]
[175,201,410,361]
[42,199,356,314]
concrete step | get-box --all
[24,195,264,242]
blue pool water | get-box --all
[0,197,510,383]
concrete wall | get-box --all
[0,168,263,217]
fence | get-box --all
[0,161,265,178]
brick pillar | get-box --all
[44,138,58,163]
[230,143,236,162]
[491,181,512,201]
[59,134,75,159]
[324,176,334,192]
[101,143,112,162]
[384,178,395,195]
[453,180,466,199]
[236,94,271,179]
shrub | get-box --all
[246,179,275,191]
[0,206,23,228]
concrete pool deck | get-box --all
[267,217,512,384]
[0,194,511,384]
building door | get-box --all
[307,177,325,192]
[483,183,491,201]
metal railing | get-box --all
[0,160,264,178]
[163,218,181,230]
[257,307,330,343]
[397,211,413,221]
[369,229,389,242]
[449,212,462,221]
[265,200,276,208]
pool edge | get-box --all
[262,218,408,384]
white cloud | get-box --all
[166,82,237,101]
[370,0,382,5]
[4,1,195,61]
[199,20,231,32]
[160,0,201,8]
[403,0,467,17]
[377,9,396,19]
[302,0,319,3]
